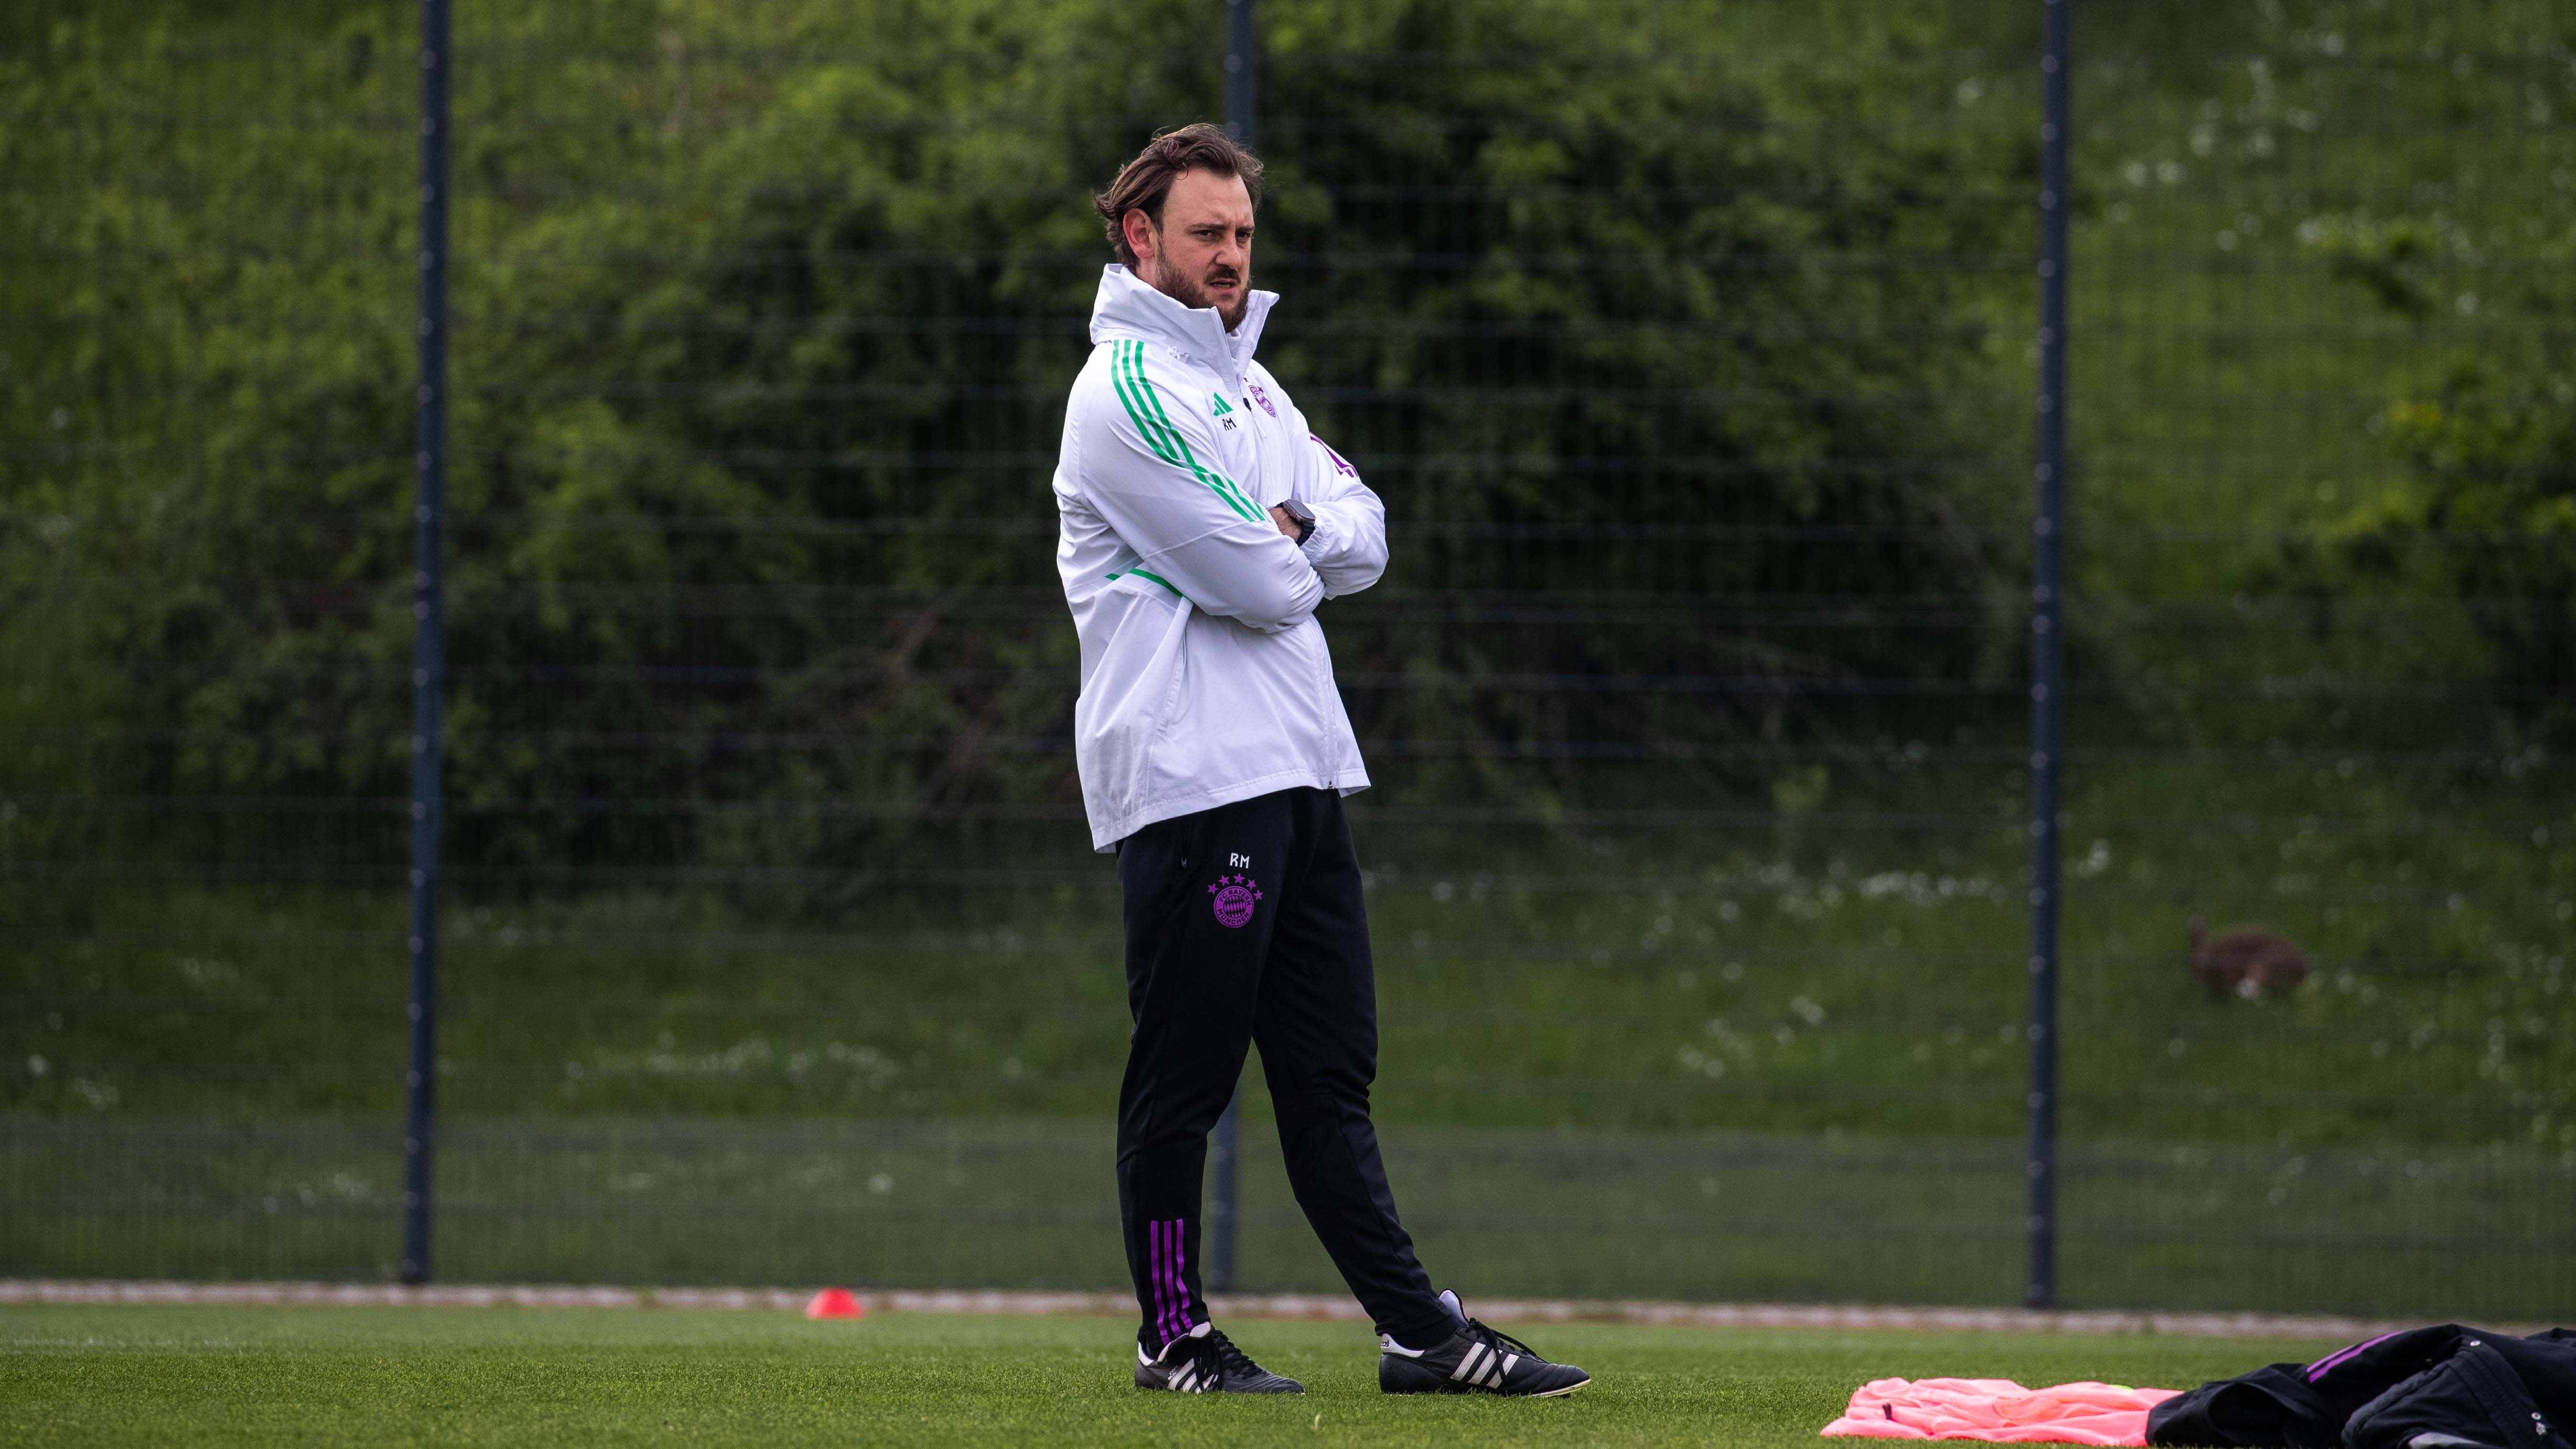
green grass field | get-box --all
[0,1304,2346,1447]
[7,751,2573,1315]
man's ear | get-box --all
[1121,207,1159,272]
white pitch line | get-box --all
[0,1279,2502,1341]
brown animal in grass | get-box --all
[2188,916,2309,999]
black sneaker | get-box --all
[1379,1290,1590,1398]
[1133,1322,1305,1395]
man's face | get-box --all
[1127,168,1255,331]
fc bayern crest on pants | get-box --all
[1208,874,1263,928]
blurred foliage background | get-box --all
[2,0,2571,1315]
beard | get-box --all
[1148,257,1250,332]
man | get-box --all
[1051,122,1590,1399]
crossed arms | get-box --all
[1080,346,1386,632]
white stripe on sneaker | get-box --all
[1454,1344,1488,1382]
[1501,1353,1520,1383]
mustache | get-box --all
[1204,268,1241,287]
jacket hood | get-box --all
[1088,265,1275,383]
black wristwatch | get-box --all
[1278,497,1316,545]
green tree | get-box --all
[2,0,2024,885]
[2300,214,2576,743]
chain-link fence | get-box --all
[4,0,2571,1319]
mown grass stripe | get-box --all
[0,1305,2336,1445]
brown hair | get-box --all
[1093,123,1264,268]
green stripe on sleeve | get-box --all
[1117,342,1197,477]
[1131,347,1264,521]
[1124,345,1207,488]
[1111,343,1186,471]
[1108,568,1185,599]
[1113,341,1261,523]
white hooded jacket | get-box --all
[1054,265,1387,851]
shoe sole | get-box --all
[1135,1373,1306,1395]
[1382,1376,1591,1398]
[1133,1371,1298,1392]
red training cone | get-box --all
[804,1287,865,1320]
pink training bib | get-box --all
[1821,1377,2182,1445]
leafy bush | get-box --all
[2,0,2024,882]
[2294,213,2575,744]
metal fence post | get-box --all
[1205,0,1257,1295]
[1208,1082,1242,1292]
[1225,0,1257,148]
[2023,0,2072,1312]
[401,0,452,1287]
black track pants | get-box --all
[1114,786,1450,1353]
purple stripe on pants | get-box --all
[1163,1219,1189,1340]
[2307,1331,2401,1382]
[1150,1220,1175,1346]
